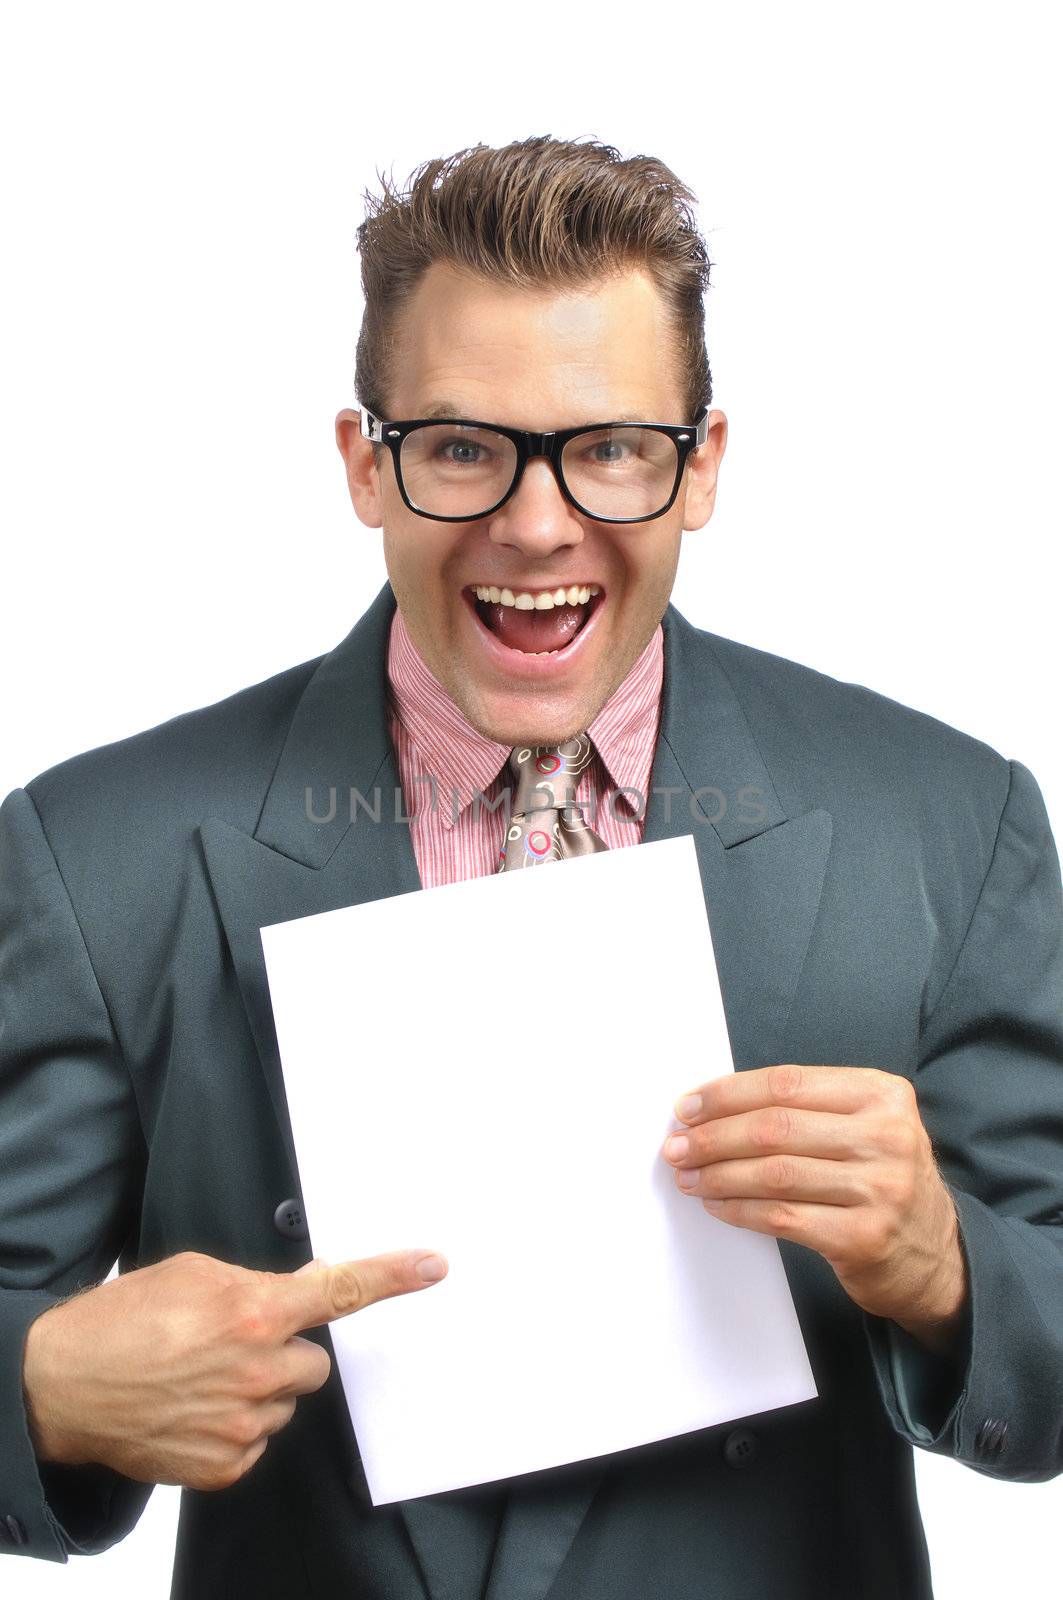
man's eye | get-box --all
[589,439,631,464]
[439,438,487,465]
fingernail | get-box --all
[416,1253,448,1283]
[664,1134,689,1162]
[703,1200,724,1213]
[677,1169,700,1189]
[676,1093,702,1121]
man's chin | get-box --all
[455,679,604,750]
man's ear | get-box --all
[335,409,384,529]
[681,409,728,531]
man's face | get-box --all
[336,262,727,746]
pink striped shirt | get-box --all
[386,606,664,889]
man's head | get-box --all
[336,136,727,746]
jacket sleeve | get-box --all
[863,758,1063,1481]
[0,786,153,1562]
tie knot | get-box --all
[507,733,596,816]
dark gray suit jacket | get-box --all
[2,584,1062,1599]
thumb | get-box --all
[274,1249,448,1335]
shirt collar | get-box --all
[386,607,664,827]
[386,610,510,827]
[587,624,663,805]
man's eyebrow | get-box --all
[416,400,658,425]
[420,400,468,419]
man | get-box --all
[1,136,1061,1599]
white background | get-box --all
[2,2,1060,1595]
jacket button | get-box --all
[3,1514,27,1544]
[723,1428,760,1468]
[974,1418,1008,1460]
[273,1199,309,1241]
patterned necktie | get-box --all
[498,733,609,870]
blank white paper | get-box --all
[261,833,817,1505]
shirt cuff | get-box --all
[865,1308,972,1444]
[862,1189,974,1448]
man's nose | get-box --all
[486,457,584,556]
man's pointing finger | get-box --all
[277,1250,448,1334]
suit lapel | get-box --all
[199,588,833,1600]
[643,608,833,1067]
[200,583,420,1181]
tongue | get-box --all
[482,601,586,653]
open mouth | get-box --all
[466,583,604,656]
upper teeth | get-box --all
[472,584,600,608]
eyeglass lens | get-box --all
[398,424,680,519]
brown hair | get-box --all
[354,135,713,430]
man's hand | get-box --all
[21,1246,448,1491]
[663,1064,968,1356]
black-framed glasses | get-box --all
[359,404,710,524]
